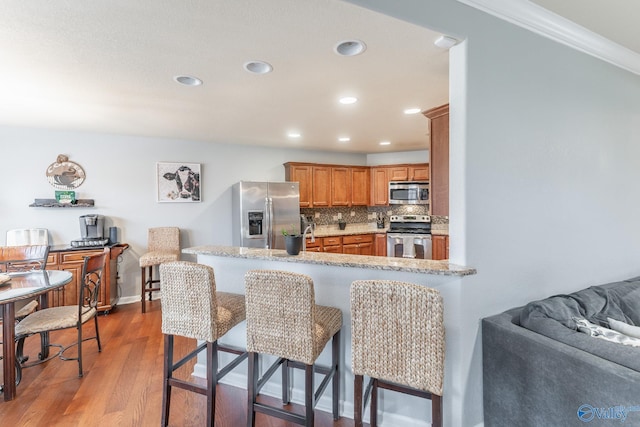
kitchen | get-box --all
[3,0,639,426]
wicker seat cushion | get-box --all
[215,292,247,339]
[15,306,96,335]
[314,305,342,359]
[139,251,179,268]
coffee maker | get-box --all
[71,214,110,247]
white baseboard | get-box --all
[193,362,431,427]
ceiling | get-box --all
[0,0,451,154]
[3,1,636,155]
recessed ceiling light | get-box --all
[174,75,203,86]
[243,61,273,75]
[339,96,358,105]
[434,35,459,49]
[379,141,391,146]
[334,40,367,57]
[404,108,422,115]
[338,137,350,142]
[287,132,301,138]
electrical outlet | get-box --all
[337,213,342,219]
[387,210,392,216]
[315,212,320,218]
[350,211,355,217]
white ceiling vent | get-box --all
[334,40,367,56]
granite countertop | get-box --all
[311,222,449,237]
[183,245,475,276]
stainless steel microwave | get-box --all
[388,181,429,205]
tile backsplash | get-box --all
[301,206,447,226]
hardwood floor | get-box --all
[0,301,358,427]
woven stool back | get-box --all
[160,261,218,342]
[148,227,180,254]
[351,280,445,395]
[245,269,316,364]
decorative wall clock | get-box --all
[46,154,86,190]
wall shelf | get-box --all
[29,198,95,208]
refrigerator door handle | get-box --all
[265,197,273,249]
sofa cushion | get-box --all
[518,276,640,372]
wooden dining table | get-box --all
[0,269,72,401]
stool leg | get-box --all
[141,266,147,314]
[148,266,154,301]
[370,379,378,427]
[282,359,290,404]
[354,374,364,427]
[247,352,258,427]
[304,364,315,427]
[432,394,443,427]
[332,330,340,420]
[161,334,173,426]
[206,341,216,427]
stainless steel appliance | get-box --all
[232,181,300,250]
[388,181,429,205]
[386,215,432,259]
[71,214,109,247]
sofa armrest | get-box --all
[483,312,640,426]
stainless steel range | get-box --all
[386,215,432,259]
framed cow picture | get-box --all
[157,162,201,202]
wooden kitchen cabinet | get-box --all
[47,244,128,312]
[331,167,351,207]
[342,234,374,256]
[432,235,449,260]
[322,236,342,253]
[374,233,387,257]
[351,167,370,206]
[284,163,313,208]
[370,167,389,206]
[424,104,449,216]
[304,237,322,252]
[409,164,430,181]
[312,166,331,207]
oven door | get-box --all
[386,233,432,259]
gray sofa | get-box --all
[483,277,640,427]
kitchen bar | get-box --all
[182,245,475,425]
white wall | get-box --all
[0,126,370,300]
[346,1,640,426]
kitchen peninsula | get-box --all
[182,245,475,425]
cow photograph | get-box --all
[157,162,201,202]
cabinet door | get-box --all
[432,235,448,260]
[351,167,370,206]
[370,167,389,206]
[424,104,449,216]
[331,167,351,207]
[358,242,374,256]
[410,164,429,181]
[285,164,313,208]
[374,233,387,257]
[342,244,359,255]
[388,167,409,181]
[312,166,331,207]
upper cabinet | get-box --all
[423,104,449,216]
[285,162,425,208]
[284,162,370,208]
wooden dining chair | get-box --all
[14,252,107,379]
[0,244,50,387]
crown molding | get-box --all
[457,0,640,76]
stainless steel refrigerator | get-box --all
[232,181,300,249]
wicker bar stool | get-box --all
[139,227,180,313]
[244,269,342,427]
[159,261,247,427]
[350,280,445,427]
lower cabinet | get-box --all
[305,234,377,255]
[374,233,387,257]
[342,234,374,256]
[47,244,128,312]
[432,235,449,260]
